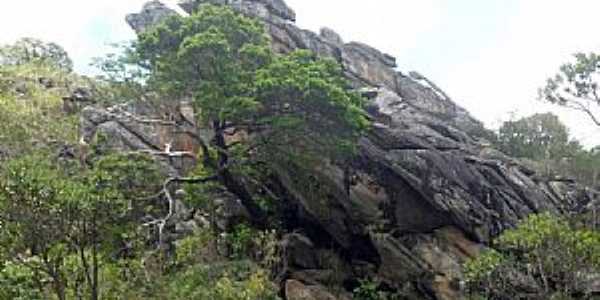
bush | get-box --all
[352,278,403,300]
[464,213,600,299]
[0,261,45,300]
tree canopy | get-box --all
[0,38,73,72]
[540,52,600,127]
[133,5,369,224]
[496,112,580,161]
[465,213,600,299]
[135,6,367,157]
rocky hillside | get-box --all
[76,0,600,299]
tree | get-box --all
[540,52,600,127]
[464,213,600,299]
[0,63,79,159]
[567,146,600,188]
[132,5,368,226]
[91,42,149,104]
[496,113,580,161]
[0,38,73,72]
[0,153,162,300]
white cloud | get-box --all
[440,0,600,147]
[0,0,182,73]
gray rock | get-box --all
[319,27,343,45]
[281,233,319,270]
[215,192,251,230]
[341,43,398,89]
[126,1,177,34]
[285,279,338,300]
[80,102,199,176]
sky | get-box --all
[1,0,599,147]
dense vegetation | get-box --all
[464,213,600,299]
[0,6,367,300]
[494,112,599,188]
[0,4,598,300]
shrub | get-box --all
[464,213,600,299]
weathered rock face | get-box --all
[111,1,600,299]
[126,0,177,34]
[285,279,340,300]
[80,102,199,175]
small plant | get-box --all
[0,261,46,300]
[353,279,380,300]
[175,229,214,266]
[463,249,504,285]
[226,223,256,259]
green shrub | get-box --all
[0,261,46,300]
[464,213,600,299]
[353,279,380,300]
[227,223,257,259]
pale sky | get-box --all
[1,0,599,147]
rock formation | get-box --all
[126,0,178,34]
[80,1,600,298]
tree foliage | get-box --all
[0,4,369,299]
[566,146,600,188]
[495,113,599,187]
[464,213,600,299]
[91,42,150,104]
[496,113,580,161]
[132,5,368,225]
[0,38,73,72]
[135,5,367,153]
[0,153,162,300]
[540,52,600,127]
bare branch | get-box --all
[142,175,218,250]
[134,149,196,159]
[563,99,600,126]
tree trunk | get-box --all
[52,278,66,300]
[220,169,267,227]
[91,218,99,300]
[213,122,267,227]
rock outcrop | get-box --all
[94,1,600,298]
[126,0,178,34]
[80,101,199,175]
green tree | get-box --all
[0,37,73,72]
[132,5,368,225]
[0,153,161,300]
[91,42,149,104]
[540,52,600,127]
[0,45,86,159]
[0,155,77,299]
[566,146,600,188]
[496,113,580,161]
